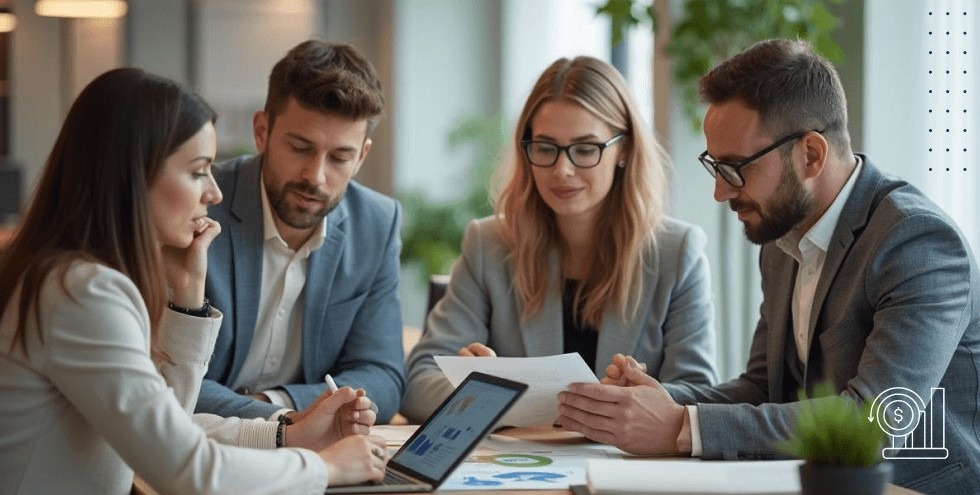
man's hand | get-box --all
[558,354,685,455]
[287,386,377,451]
[458,342,496,357]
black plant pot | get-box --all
[799,462,893,495]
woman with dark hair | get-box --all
[0,68,386,494]
[402,56,717,423]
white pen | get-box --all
[324,374,339,393]
[326,373,380,415]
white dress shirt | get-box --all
[0,261,329,494]
[687,156,863,457]
[231,180,326,408]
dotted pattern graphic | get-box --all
[927,4,973,172]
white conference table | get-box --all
[134,425,922,495]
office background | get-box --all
[2,0,976,381]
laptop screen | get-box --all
[389,372,527,485]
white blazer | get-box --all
[0,262,328,494]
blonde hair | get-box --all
[494,56,670,327]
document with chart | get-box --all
[435,353,599,427]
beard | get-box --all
[263,167,342,230]
[730,153,813,245]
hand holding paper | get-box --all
[435,353,598,427]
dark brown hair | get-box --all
[0,68,216,351]
[265,40,385,134]
[698,39,851,159]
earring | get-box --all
[617,161,626,168]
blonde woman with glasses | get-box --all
[402,56,717,423]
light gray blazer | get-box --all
[665,157,980,494]
[401,215,717,423]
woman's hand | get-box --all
[458,342,497,357]
[600,353,648,385]
[162,217,221,308]
[287,386,377,451]
[319,434,387,486]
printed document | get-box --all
[435,353,599,427]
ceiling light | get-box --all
[35,0,127,19]
[0,12,16,32]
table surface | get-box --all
[134,426,922,495]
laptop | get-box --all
[323,371,528,493]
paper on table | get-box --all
[435,353,599,427]
[585,459,803,495]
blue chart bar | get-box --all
[408,434,434,456]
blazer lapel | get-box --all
[804,159,882,374]
[227,156,265,380]
[301,200,349,379]
[763,247,798,402]
[594,247,652,376]
[520,248,564,357]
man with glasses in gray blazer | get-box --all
[557,39,980,494]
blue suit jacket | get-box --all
[195,155,405,422]
[666,157,980,494]
[402,215,717,423]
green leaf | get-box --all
[596,0,846,129]
[777,382,887,466]
[596,0,642,46]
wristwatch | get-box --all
[167,297,211,318]
[275,413,293,448]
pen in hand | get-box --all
[325,373,379,415]
[324,374,339,393]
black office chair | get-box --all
[423,274,450,333]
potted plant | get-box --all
[779,383,891,495]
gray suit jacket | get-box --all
[402,215,717,423]
[195,155,405,422]
[666,157,980,494]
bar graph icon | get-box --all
[870,387,948,460]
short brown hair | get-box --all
[698,39,851,159]
[265,40,384,134]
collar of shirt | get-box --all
[776,155,863,260]
[259,179,327,257]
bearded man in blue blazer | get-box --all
[557,39,980,494]
[195,40,404,423]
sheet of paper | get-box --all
[434,353,599,427]
[585,459,803,494]
[370,424,419,446]
[441,464,586,491]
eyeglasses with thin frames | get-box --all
[699,130,824,187]
[521,133,626,169]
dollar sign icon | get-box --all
[893,406,904,424]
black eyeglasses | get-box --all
[699,130,824,187]
[521,133,625,169]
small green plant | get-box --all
[779,383,886,466]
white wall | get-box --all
[864,0,979,255]
[11,0,123,203]
[392,0,500,202]
[196,0,321,156]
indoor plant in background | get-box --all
[780,383,891,495]
[399,114,506,285]
[596,0,843,131]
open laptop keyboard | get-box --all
[378,469,415,486]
